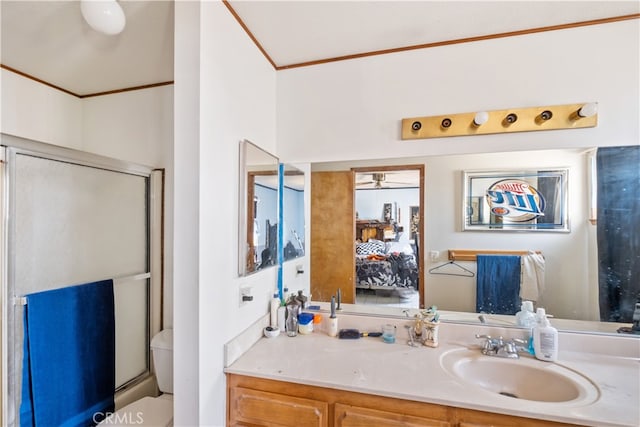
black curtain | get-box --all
[597,146,640,322]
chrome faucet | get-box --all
[475,334,528,359]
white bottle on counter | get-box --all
[533,308,558,362]
[270,292,280,328]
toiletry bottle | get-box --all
[518,301,537,355]
[277,305,286,332]
[327,295,338,337]
[515,300,536,328]
[533,308,558,362]
[270,292,280,328]
[313,313,323,333]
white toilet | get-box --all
[99,329,173,426]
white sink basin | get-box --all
[440,348,599,405]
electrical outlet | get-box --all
[430,250,440,261]
[239,286,253,307]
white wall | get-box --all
[1,70,173,167]
[277,20,639,163]
[1,69,82,149]
[173,2,200,423]
[82,86,173,168]
[174,2,277,425]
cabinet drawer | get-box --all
[335,403,452,427]
[229,386,328,427]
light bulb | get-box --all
[473,111,489,126]
[81,0,126,35]
[578,102,598,118]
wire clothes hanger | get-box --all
[428,261,475,277]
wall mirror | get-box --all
[282,165,305,262]
[310,146,639,336]
[238,140,279,277]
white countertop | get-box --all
[225,315,640,427]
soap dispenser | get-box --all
[532,308,558,362]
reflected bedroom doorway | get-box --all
[353,165,425,309]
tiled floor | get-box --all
[355,287,419,309]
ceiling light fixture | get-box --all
[81,0,126,35]
[401,103,598,139]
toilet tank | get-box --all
[151,329,173,394]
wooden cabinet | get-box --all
[227,374,583,427]
[229,386,327,427]
[335,403,451,427]
[356,220,402,242]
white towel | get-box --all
[520,251,545,302]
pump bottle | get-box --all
[532,308,558,362]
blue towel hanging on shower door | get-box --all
[476,255,521,315]
[20,279,115,427]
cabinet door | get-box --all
[229,386,328,427]
[335,403,451,427]
[456,410,579,427]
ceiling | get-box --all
[1,1,638,97]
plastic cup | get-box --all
[382,324,396,343]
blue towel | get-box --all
[476,255,521,315]
[20,280,115,427]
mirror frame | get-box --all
[238,140,279,277]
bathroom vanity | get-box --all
[227,374,578,426]
[224,314,639,427]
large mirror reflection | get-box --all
[238,140,279,276]
[310,146,639,336]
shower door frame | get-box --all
[0,134,163,426]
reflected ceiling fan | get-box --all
[356,172,414,188]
